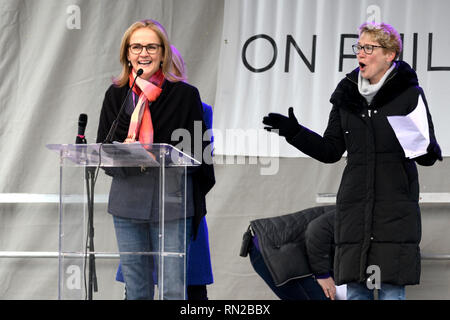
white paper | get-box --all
[335,284,347,300]
[387,95,430,159]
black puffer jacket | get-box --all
[248,205,335,286]
[288,61,441,286]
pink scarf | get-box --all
[124,69,164,145]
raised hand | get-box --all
[263,107,301,139]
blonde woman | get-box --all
[96,19,215,300]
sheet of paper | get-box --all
[387,95,430,159]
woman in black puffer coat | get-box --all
[263,22,442,300]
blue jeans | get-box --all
[347,282,405,300]
[249,242,328,300]
[113,215,192,300]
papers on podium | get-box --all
[387,95,430,159]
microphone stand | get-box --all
[88,69,140,298]
[76,134,98,299]
[85,164,98,300]
[103,69,143,144]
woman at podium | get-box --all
[96,19,215,300]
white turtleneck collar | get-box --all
[358,62,396,106]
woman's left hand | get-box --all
[317,276,337,300]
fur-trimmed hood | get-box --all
[330,60,419,114]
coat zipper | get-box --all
[346,68,397,119]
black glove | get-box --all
[415,140,443,166]
[427,141,443,161]
[263,107,301,139]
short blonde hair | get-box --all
[113,19,184,87]
[359,22,402,59]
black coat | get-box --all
[96,80,215,236]
[288,61,441,286]
[305,209,335,277]
[248,205,335,286]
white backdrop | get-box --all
[214,0,450,157]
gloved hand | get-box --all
[415,140,443,166]
[263,107,301,139]
[427,141,443,161]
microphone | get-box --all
[103,69,144,143]
[76,113,88,144]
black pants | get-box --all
[187,285,208,300]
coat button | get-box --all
[370,236,374,240]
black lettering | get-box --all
[339,34,358,72]
[399,33,404,61]
[412,33,418,71]
[242,34,277,73]
[428,33,450,71]
[399,33,417,70]
[285,34,316,72]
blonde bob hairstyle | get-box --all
[113,19,184,87]
[358,22,403,60]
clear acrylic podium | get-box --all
[46,143,200,299]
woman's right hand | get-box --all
[262,107,301,139]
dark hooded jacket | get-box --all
[248,205,336,286]
[287,61,441,286]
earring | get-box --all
[128,61,131,67]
